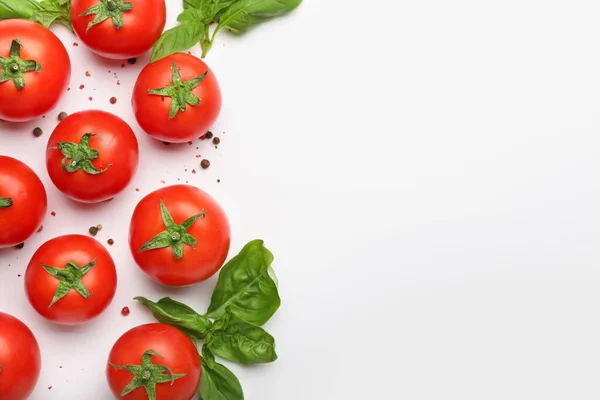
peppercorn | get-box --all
[205,131,214,139]
[89,226,99,236]
[58,112,68,121]
[33,127,43,137]
[201,159,210,169]
[110,97,117,104]
[107,238,114,245]
[212,137,220,145]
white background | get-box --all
[2,0,600,399]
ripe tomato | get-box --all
[0,20,70,122]
[132,53,222,143]
[129,185,230,286]
[25,234,117,325]
[0,156,47,248]
[46,110,139,203]
[71,0,166,59]
[0,312,41,400]
[106,323,201,400]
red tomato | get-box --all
[46,110,139,203]
[0,20,70,122]
[107,323,201,400]
[0,312,41,400]
[129,185,230,286]
[25,234,117,325]
[132,53,222,143]
[71,0,166,59]
[0,156,47,248]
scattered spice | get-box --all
[213,137,220,145]
[107,238,114,245]
[110,97,117,104]
[37,225,44,233]
[14,243,24,249]
[201,159,211,169]
[192,169,196,174]
[73,42,79,47]
[79,84,84,89]
[58,112,68,121]
[121,307,130,316]
[51,211,56,216]
[85,71,91,77]
[97,224,103,231]
[217,179,221,183]
[89,226,99,236]
[88,97,93,101]
[205,131,214,139]
[33,127,43,137]
[128,58,137,65]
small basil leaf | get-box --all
[0,0,41,20]
[151,22,205,62]
[202,339,217,369]
[210,314,277,365]
[217,0,302,34]
[200,357,244,400]
[177,8,205,24]
[135,296,212,337]
[207,240,281,326]
[32,0,73,31]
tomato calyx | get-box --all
[147,61,208,120]
[110,349,186,400]
[41,259,96,307]
[81,0,134,32]
[52,133,111,175]
[0,197,12,209]
[0,39,42,90]
[138,200,206,260]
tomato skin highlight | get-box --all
[132,53,222,143]
[25,235,117,325]
[0,156,47,248]
[106,323,201,400]
[71,0,166,59]
[0,312,41,400]
[0,20,70,122]
[46,110,139,203]
[129,185,231,286]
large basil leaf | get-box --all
[210,314,277,365]
[217,0,302,34]
[135,296,212,338]
[0,0,41,20]
[151,21,205,62]
[207,240,280,326]
[200,357,244,400]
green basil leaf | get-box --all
[206,240,281,326]
[0,0,41,20]
[32,0,73,32]
[151,21,205,62]
[202,340,217,369]
[135,296,212,337]
[200,357,244,400]
[177,8,205,24]
[210,313,277,365]
[217,0,302,34]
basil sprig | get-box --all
[136,240,281,400]
[151,0,303,61]
[0,0,73,31]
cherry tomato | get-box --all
[25,234,117,325]
[129,185,230,286]
[132,53,222,143]
[46,110,139,203]
[0,156,47,248]
[0,312,41,400]
[71,0,166,59]
[106,323,201,400]
[0,20,70,122]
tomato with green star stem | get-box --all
[0,19,70,122]
[0,156,47,249]
[25,234,117,325]
[0,312,41,400]
[132,53,222,143]
[71,0,166,59]
[129,185,231,286]
[107,323,201,400]
[46,110,139,203]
